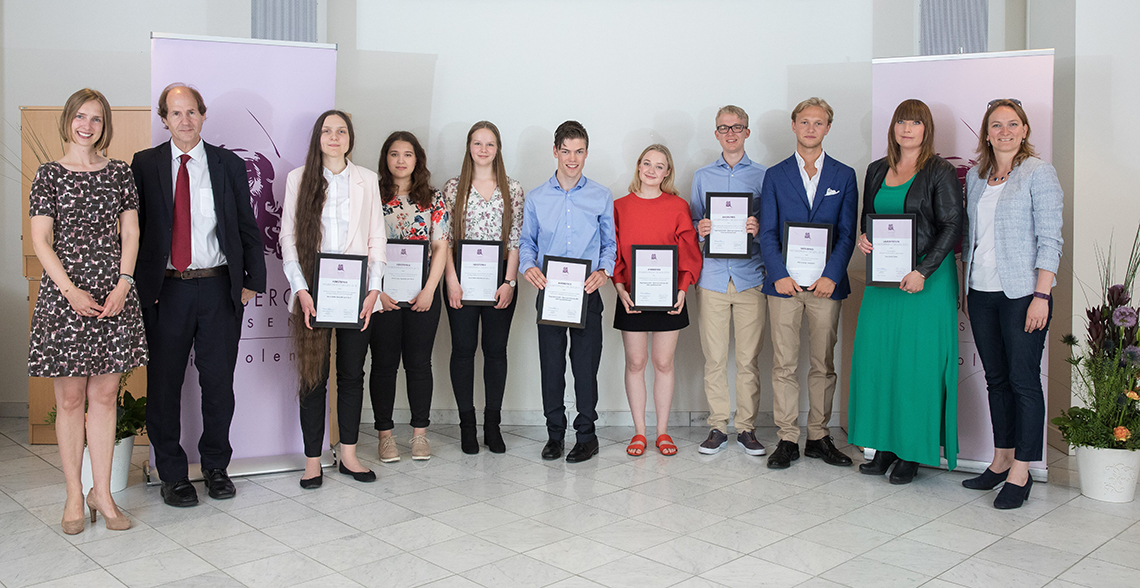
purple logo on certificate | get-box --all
[888,223,894,231]
[651,253,658,260]
[562,267,569,274]
[337,263,344,271]
[400,248,407,255]
[477,248,483,255]
[804,232,811,240]
[725,201,732,208]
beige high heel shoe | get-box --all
[61,514,84,535]
[86,491,131,531]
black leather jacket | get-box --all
[860,156,964,278]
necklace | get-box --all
[990,169,1010,183]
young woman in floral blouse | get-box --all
[442,121,525,454]
[370,131,450,462]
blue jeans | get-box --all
[968,289,1051,462]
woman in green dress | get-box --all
[850,99,964,484]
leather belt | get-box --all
[165,266,228,280]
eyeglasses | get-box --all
[716,124,748,134]
[988,98,1023,107]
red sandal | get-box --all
[656,434,677,456]
[626,435,648,456]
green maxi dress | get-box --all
[849,176,959,469]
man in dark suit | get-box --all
[757,97,859,470]
[132,84,266,507]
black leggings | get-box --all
[446,293,518,413]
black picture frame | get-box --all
[309,252,368,330]
[866,213,917,287]
[629,245,678,311]
[704,192,753,259]
[782,221,834,286]
[536,255,592,329]
[383,239,430,308]
[456,239,504,307]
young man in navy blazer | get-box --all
[758,97,858,469]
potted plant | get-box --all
[1053,229,1140,503]
[46,370,146,493]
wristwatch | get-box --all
[507,279,517,288]
[119,273,136,287]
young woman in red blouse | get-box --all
[613,144,702,456]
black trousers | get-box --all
[298,326,372,458]
[369,289,441,430]
[142,275,241,482]
[537,290,603,443]
[968,289,1052,462]
[446,293,518,413]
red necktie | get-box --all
[172,154,192,272]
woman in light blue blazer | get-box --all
[960,99,1063,509]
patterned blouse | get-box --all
[383,189,450,242]
[442,177,525,249]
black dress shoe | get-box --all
[299,473,323,489]
[859,450,897,475]
[202,469,236,499]
[994,475,1033,509]
[804,436,853,466]
[766,440,800,469]
[338,462,376,483]
[541,440,564,461]
[962,467,1009,490]
[565,439,600,463]
[889,460,920,484]
[161,478,199,507]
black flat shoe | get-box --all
[160,478,199,507]
[804,436,853,466]
[541,440,564,460]
[994,475,1033,509]
[889,460,920,484]
[962,467,1009,490]
[202,469,236,500]
[338,462,376,483]
[299,473,323,489]
[766,440,800,469]
[565,439,600,463]
[859,450,898,475]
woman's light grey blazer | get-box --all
[962,156,1063,298]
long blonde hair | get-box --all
[627,144,678,196]
[451,121,511,253]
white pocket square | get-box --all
[825,188,840,196]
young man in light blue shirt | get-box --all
[519,120,616,463]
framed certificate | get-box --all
[537,256,591,329]
[310,253,368,329]
[782,222,833,288]
[456,240,503,306]
[866,214,917,287]
[630,245,678,311]
[704,192,752,259]
[383,239,429,308]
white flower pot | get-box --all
[1077,445,1140,503]
[81,436,135,495]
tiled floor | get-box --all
[1,416,1138,588]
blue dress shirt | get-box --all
[519,174,617,277]
[689,153,767,293]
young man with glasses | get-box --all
[689,105,767,456]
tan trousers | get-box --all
[698,281,766,433]
[768,291,842,443]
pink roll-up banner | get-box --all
[871,50,1054,479]
[148,33,337,481]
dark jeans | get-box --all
[537,290,603,443]
[143,275,240,482]
[446,293,518,413]
[369,289,441,430]
[298,326,372,458]
[968,289,1052,462]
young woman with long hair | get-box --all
[280,110,385,488]
[442,121,525,454]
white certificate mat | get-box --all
[706,192,751,258]
[537,256,591,329]
[311,253,367,329]
[867,214,916,286]
[782,223,832,288]
[631,245,677,311]
[383,240,428,307]
[458,240,502,306]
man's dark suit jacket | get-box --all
[131,140,266,308]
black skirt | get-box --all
[613,297,689,332]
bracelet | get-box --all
[1033,291,1051,301]
[119,274,135,287]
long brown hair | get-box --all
[627,144,678,196]
[451,122,511,250]
[378,131,433,208]
[886,99,936,172]
[974,99,1037,178]
[292,110,355,392]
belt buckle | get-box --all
[179,269,193,280]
